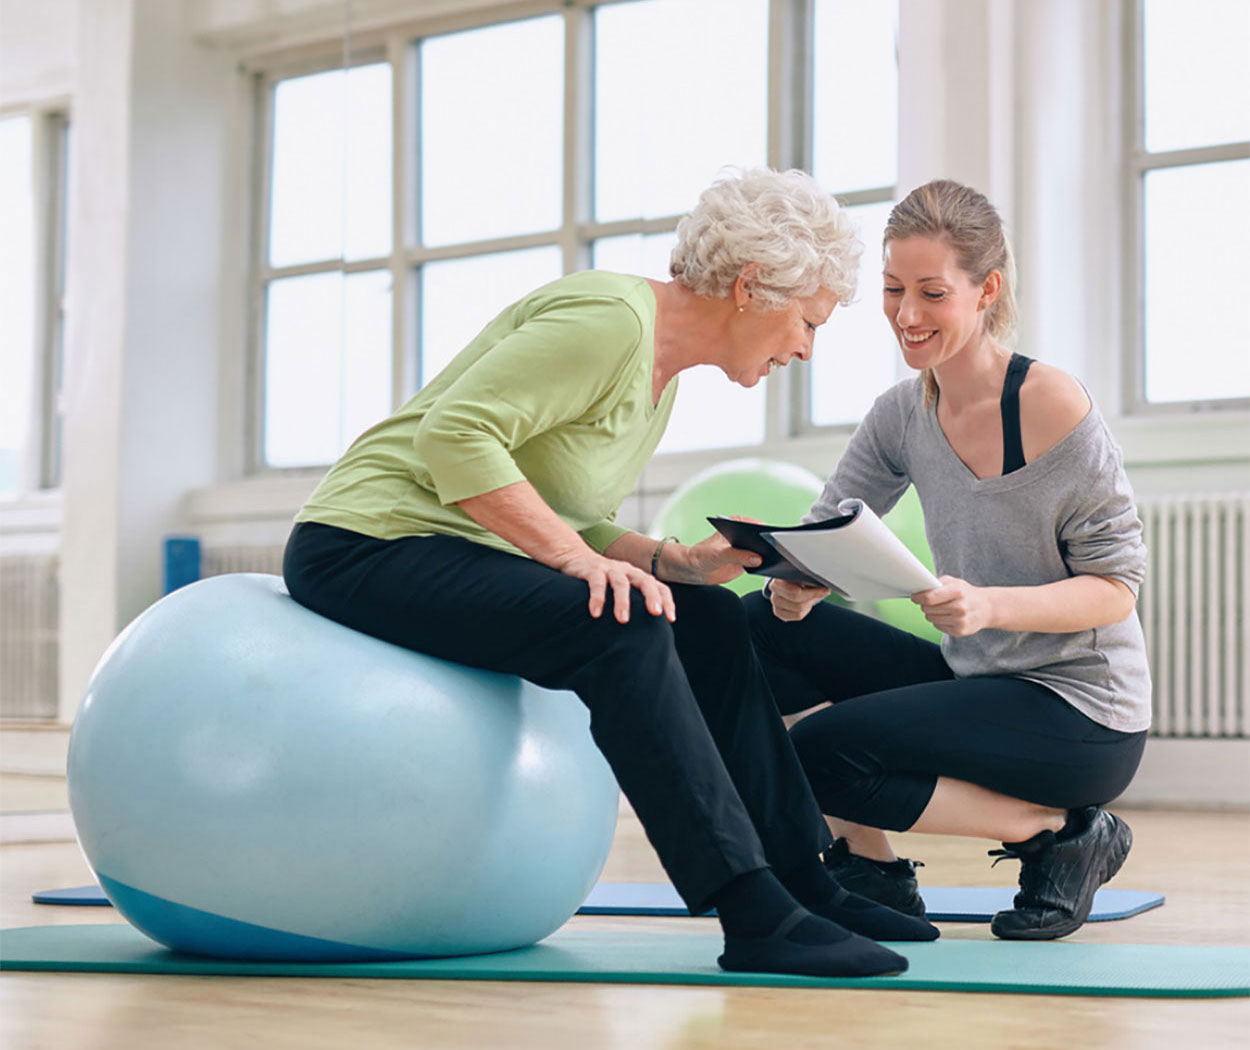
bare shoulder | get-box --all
[1018,361,1092,460]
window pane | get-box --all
[810,201,898,425]
[655,364,766,454]
[420,17,564,247]
[594,0,768,222]
[812,0,898,193]
[1144,160,1250,403]
[0,115,34,495]
[1144,0,1250,153]
[419,247,563,384]
[264,270,392,467]
[592,231,676,282]
[269,63,392,267]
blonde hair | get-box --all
[884,179,1018,405]
[671,167,861,307]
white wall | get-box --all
[0,0,77,104]
[43,0,238,717]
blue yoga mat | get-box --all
[577,882,1164,922]
[1,923,1244,997]
[34,881,1165,923]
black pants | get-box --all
[283,522,832,914]
[744,594,1148,832]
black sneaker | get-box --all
[988,807,1133,940]
[822,838,927,917]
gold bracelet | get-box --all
[651,535,678,578]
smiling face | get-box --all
[722,286,839,388]
[882,236,999,371]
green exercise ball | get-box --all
[647,458,826,597]
[878,485,941,643]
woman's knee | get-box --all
[671,583,753,642]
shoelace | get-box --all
[986,845,1055,906]
[987,847,1019,868]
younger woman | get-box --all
[746,179,1150,940]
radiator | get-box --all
[0,555,59,720]
[1137,494,1249,739]
[201,546,285,578]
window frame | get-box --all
[1123,0,1250,416]
[245,0,898,476]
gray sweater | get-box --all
[807,377,1152,733]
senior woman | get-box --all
[283,169,937,978]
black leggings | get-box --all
[744,594,1147,832]
[283,522,832,914]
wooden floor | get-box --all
[2,799,1248,1050]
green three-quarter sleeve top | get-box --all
[295,271,678,557]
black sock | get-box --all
[709,868,798,938]
[711,869,910,977]
[780,855,939,942]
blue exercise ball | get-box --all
[67,573,619,962]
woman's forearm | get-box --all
[456,481,591,570]
[603,532,708,584]
[986,574,1137,633]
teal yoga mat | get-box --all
[578,882,1165,922]
[1,924,1245,997]
[32,883,1167,923]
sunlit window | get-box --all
[269,64,392,267]
[1,112,69,495]
[1136,0,1250,405]
[264,270,392,468]
[808,0,900,427]
[254,1,904,470]
[593,0,768,223]
[420,18,564,246]
[261,61,393,467]
[811,201,896,426]
[0,115,34,495]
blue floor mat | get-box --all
[33,881,1167,922]
[576,881,1165,922]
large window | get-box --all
[0,109,70,496]
[254,0,900,470]
[1130,0,1249,408]
[807,0,898,428]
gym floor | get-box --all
[2,791,1248,1050]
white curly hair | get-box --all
[669,167,861,308]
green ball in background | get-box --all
[648,458,826,597]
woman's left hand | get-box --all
[678,532,763,586]
[911,575,995,637]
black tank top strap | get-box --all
[1000,353,1034,476]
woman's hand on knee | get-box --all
[558,550,676,624]
[769,579,830,622]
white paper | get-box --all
[765,499,941,600]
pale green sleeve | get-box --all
[578,519,628,553]
[414,298,644,506]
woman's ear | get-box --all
[733,263,763,310]
[978,270,1002,311]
